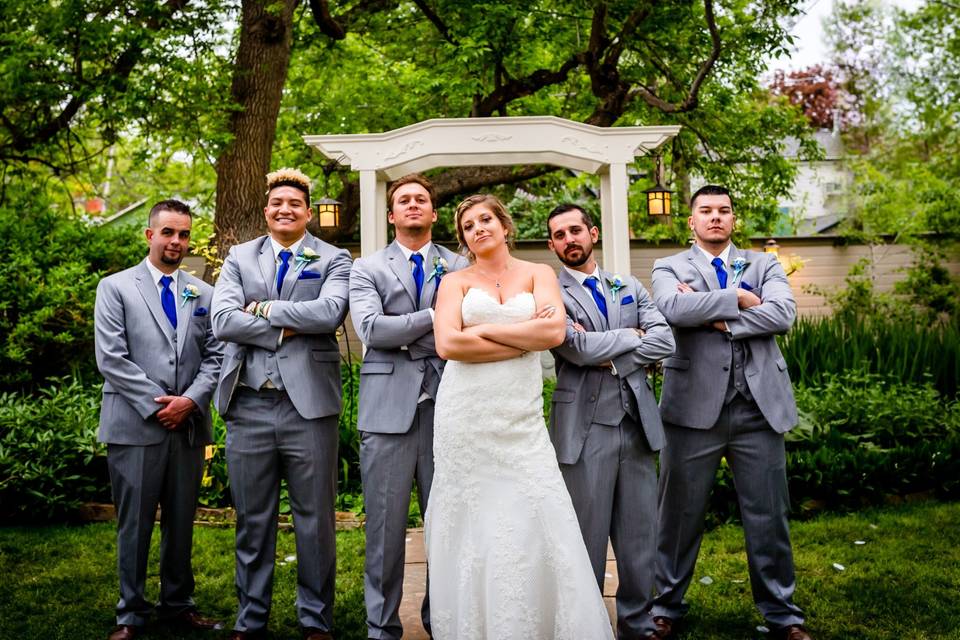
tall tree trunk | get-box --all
[214,0,300,255]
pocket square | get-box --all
[620,295,634,305]
[193,307,208,317]
[298,270,323,280]
[739,281,753,291]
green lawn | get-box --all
[1,501,959,639]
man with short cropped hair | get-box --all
[95,199,224,640]
[350,173,468,640]
[650,185,811,640]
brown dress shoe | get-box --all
[778,624,813,640]
[302,627,334,640]
[170,609,225,630]
[653,616,675,639]
[107,625,139,640]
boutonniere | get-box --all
[427,256,449,283]
[294,247,320,272]
[606,275,625,301]
[731,257,750,285]
[180,284,200,307]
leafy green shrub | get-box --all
[705,371,960,526]
[0,379,109,520]
[778,315,959,398]
[0,194,144,391]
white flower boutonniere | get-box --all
[606,275,625,301]
[294,247,320,272]
[731,257,750,285]
[180,284,200,307]
[427,256,449,283]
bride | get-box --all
[425,194,614,640]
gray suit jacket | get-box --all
[651,245,798,432]
[550,268,675,463]
[95,260,223,446]
[212,232,352,419]
[350,241,468,433]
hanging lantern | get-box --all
[313,197,341,229]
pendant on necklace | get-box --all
[495,282,501,288]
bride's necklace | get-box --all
[475,261,512,288]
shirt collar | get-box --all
[145,259,179,290]
[562,264,602,286]
[269,235,305,259]
[397,240,433,263]
[694,242,732,267]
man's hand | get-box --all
[154,396,198,430]
[282,328,297,339]
[572,322,586,333]
[676,282,695,294]
[710,320,728,332]
[634,328,646,337]
[736,288,762,309]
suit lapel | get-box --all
[386,241,419,308]
[174,271,192,358]
[257,237,277,299]
[560,269,606,331]
[134,261,176,349]
[688,246,721,291]
[600,269,621,329]
[281,234,316,301]
[419,244,441,310]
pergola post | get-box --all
[358,170,388,256]
[599,162,631,276]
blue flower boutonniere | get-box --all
[180,284,200,307]
[427,256,449,283]
[731,257,750,286]
[606,275,625,301]
[294,247,320,272]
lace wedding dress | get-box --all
[424,288,613,640]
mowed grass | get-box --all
[1,501,959,639]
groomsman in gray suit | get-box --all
[212,168,352,640]
[95,199,224,640]
[650,185,811,640]
[546,204,675,640]
[349,174,468,640]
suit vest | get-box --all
[592,371,640,427]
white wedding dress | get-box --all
[424,288,613,640]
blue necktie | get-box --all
[160,275,177,329]
[711,257,728,289]
[276,250,292,295]
[410,253,425,303]
[584,276,608,320]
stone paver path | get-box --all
[398,528,618,639]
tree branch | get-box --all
[411,0,457,45]
[628,0,721,113]
[471,54,583,117]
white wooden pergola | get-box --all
[304,116,679,275]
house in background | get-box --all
[774,128,849,235]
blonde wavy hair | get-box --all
[265,167,312,200]
[454,194,516,261]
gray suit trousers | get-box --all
[107,430,203,626]
[560,416,658,639]
[359,402,434,640]
[225,388,339,633]
[653,395,804,627]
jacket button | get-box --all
[168,359,174,365]
[267,353,274,358]
[589,396,596,402]
[418,363,425,371]
[722,366,729,371]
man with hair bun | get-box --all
[212,168,352,640]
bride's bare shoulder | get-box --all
[513,259,557,277]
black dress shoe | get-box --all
[302,627,334,640]
[228,631,268,640]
